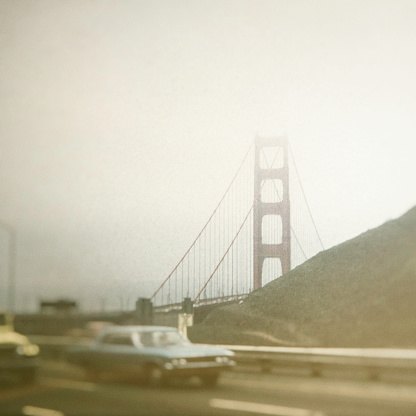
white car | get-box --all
[67,325,235,386]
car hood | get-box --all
[0,330,30,346]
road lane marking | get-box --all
[22,406,64,416]
[0,384,51,403]
[42,377,96,392]
[222,376,416,404]
[0,378,94,404]
[210,399,325,416]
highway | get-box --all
[1,361,416,416]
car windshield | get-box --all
[139,330,190,347]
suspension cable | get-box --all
[151,140,254,300]
[193,204,254,302]
[289,144,325,251]
[194,142,283,301]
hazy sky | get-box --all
[0,0,415,311]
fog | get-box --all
[0,0,415,312]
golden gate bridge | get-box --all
[147,136,324,312]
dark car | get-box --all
[66,325,235,386]
[0,314,40,384]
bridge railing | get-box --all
[219,345,416,381]
[153,294,248,313]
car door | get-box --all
[96,332,143,375]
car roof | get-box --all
[100,325,178,335]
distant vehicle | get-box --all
[0,312,40,384]
[66,325,235,386]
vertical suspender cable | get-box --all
[289,144,325,251]
[151,142,254,301]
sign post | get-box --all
[178,313,193,337]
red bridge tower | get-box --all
[253,137,291,290]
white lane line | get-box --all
[22,406,65,416]
[223,376,416,404]
[210,399,325,416]
[42,377,96,392]
[0,384,51,403]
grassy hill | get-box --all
[188,206,416,347]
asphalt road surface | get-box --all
[1,361,416,416]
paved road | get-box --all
[1,361,416,416]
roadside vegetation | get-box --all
[189,206,416,348]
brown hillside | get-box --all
[189,206,416,347]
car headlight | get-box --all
[170,358,187,367]
[215,356,229,363]
[16,344,39,357]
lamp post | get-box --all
[0,222,16,313]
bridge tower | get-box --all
[253,137,291,290]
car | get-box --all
[0,312,40,384]
[66,325,235,386]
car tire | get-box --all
[145,364,165,387]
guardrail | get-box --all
[29,336,416,383]
[220,345,416,381]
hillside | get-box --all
[188,206,416,347]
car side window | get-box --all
[101,333,135,346]
[152,330,189,346]
[139,332,155,347]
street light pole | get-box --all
[0,222,16,313]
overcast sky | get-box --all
[0,0,415,312]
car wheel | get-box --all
[145,364,165,387]
[201,372,219,387]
